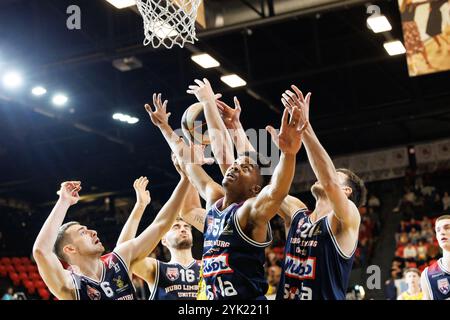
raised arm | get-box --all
[116,177,151,245]
[32,181,81,300]
[144,94,223,208]
[241,106,307,234]
[216,97,256,155]
[282,86,360,229]
[187,78,235,175]
[115,174,191,267]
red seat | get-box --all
[6,265,15,273]
[26,265,38,274]
[12,257,22,266]
[1,257,12,265]
[16,265,26,273]
[20,257,31,265]
[19,271,29,283]
[9,272,21,286]
[0,265,6,277]
[34,280,46,289]
[23,279,36,295]
[38,288,50,300]
[29,272,41,281]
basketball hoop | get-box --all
[136,0,202,49]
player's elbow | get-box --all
[322,180,341,193]
[32,245,46,262]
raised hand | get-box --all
[186,78,222,103]
[133,176,151,207]
[281,85,311,123]
[216,97,242,129]
[144,93,171,127]
[266,106,308,155]
[57,181,81,206]
[182,142,215,166]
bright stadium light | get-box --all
[220,74,247,88]
[383,40,406,56]
[112,113,139,124]
[105,0,136,9]
[32,86,47,96]
[191,53,220,69]
[367,15,392,33]
[2,71,23,89]
[52,94,68,107]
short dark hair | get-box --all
[336,168,367,208]
[241,151,272,188]
[54,221,80,262]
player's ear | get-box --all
[251,184,262,195]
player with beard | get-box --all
[274,85,366,300]
[421,215,450,300]
[212,85,366,299]
[116,156,204,300]
[33,169,193,300]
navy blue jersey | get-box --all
[423,258,450,300]
[277,209,356,300]
[202,198,272,300]
[70,252,136,300]
[149,260,200,300]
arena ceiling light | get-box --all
[220,74,247,88]
[31,86,47,96]
[367,15,392,33]
[191,53,220,69]
[52,93,69,107]
[105,0,136,9]
[112,113,139,124]
[2,71,23,89]
[383,40,406,56]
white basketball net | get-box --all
[136,0,202,49]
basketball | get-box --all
[181,102,210,145]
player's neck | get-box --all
[311,198,332,222]
[442,250,450,270]
[407,284,421,295]
[222,193,247,209]
[169,249,194,267]
[73,256,103,281]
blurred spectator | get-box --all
[421,225,434,243]
[265,265,282,300]
[398,232,409,246]
[427,242,440,260]
[421,217,432,230]
[397,268,423,300]
[416,240,428,264]
[409,228,420,244]
[442,192,450,211]
[368,194,381,209]
[403,243,417,261]
[1,287,14,300]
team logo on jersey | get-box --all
[284,255,316,280]
[203,254,233,277]
[437,278,450,295]
[86,285,101,300]
[206,216,214,235]
[295,218,306,234]
[166,267,180,281]
[108,259,120,273]
[113,276,125,289]
[221,223,233,235]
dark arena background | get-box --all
[0,0,450,304]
